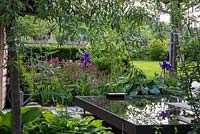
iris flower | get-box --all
[160,111,170,120]
[160,60,172,71]
[81,51,91,68]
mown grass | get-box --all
[133,60,162,78]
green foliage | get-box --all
[0,107,113,134]
[19,45,84,61]
[2,0,200,133]
[148,39,168,61]
[18,54,34,94]
[110,60,181,96]
[154,77,182,96]
[16,16,50,37]
[178,25,200,132]
[93,57,111,72]
[131,47,150,60]
[55,33,67,46]
[0,111,12,134]
[110,64,155,95]
[19,49,111,105]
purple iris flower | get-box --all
[166,64,172,70]
[160,60,172,70]
[81,51,91,68]
[160,111,170,120]
[160,60,167,69]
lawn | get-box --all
[133,60,162,78]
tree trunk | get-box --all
[169,0,181,74]
[6,1,21,133]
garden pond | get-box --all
[75,95,192,134]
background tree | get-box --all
[0,0,21,133]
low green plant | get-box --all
[109,63,159,95]
[110,61,181,96]
[0,111,12,133]
[93,57,111,72]
[0,107,113,134]
[23,108,113,134]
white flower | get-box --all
[191,81,200,97]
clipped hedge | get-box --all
[19,45,85,61]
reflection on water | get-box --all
[82,96,190,125]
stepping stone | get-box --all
[25,102,41,107]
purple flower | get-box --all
[160,111,170,120]
[81,51,91,68]
[160,60,172,70]
[160,60,167,69]
[84,51,89,57]
[166,63,172,70]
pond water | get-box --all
[82,96,191,125]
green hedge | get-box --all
[19,45,85,61]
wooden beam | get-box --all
[0,23,7,111]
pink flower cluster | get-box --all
[47,57,66,65]
[32,57,110,92]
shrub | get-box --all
[148,39,168,61]
[19,45,85,61]
[93,57,111,72]
[19,54,34,92]
[132,47,150,60]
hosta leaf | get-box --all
[1,112,12,129]
[142,87,150,94]
[119,83,133,92]
[42,111,54,122]
[149,85,160,95]
[118,77,129,83]
[129,88,138,96]
[22,108,43,124]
